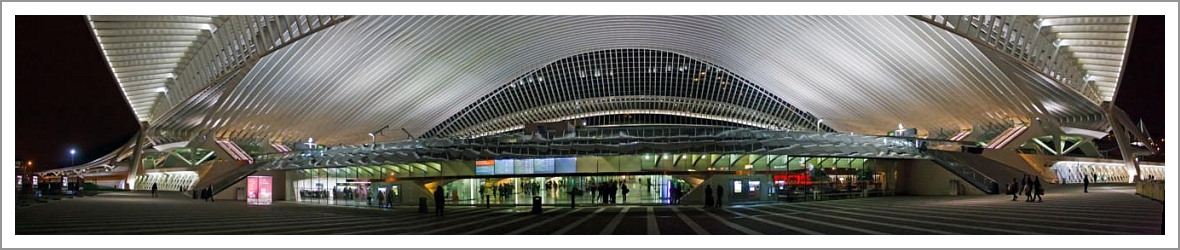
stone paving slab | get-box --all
[15,184,1163,235]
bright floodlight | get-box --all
[70,149,76,155]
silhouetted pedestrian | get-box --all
[208,185,215,202]
[434,185,445,216]
[1008,178,1018,201]
[151,183,158,197]
[715,184,723,207]
[1082,175,1089,193]
[621,184,629,203]
[704,185,714,207]
[589,184,597,204]
[1019,176,1028,201]
[1033,176,1043,202]
[610,181,618,204]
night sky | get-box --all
[1113,16,1165,139]
[14,15,1167,171]
[16,16,139,171]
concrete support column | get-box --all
[1109,119,1141,182]
[124,122,148,190]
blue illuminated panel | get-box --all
[534,158,555,174]
[495,159,514,175]
[515,159,534,174]
[556,157,577,173]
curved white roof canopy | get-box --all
[88,15,219,122]
[101,15,1115,146]
[1038,15,1133,102]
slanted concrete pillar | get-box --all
[1109,119,1141,182]
[124,122,149,190]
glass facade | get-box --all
[286,156,893,207]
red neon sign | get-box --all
[773,174,812,186]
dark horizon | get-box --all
[14,15,1167,171]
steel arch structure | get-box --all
[43,15,1151,188]
[423,49,831,138]
[112,15,1119,147]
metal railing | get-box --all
[207,163,262,196]
[926,149,998,194]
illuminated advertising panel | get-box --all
[514,159,534,175]
[534,158,555,174]
[247,177,257,201]
[247,176,273,205]
[475,160,495,175]
[556,157,577,173]
[495,159,514,175]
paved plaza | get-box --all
[16,184,1162,235]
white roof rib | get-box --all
[87,15,218,122]
[1038,15,1133,102]
[150,16,1105,145]
[91,16,1112,145]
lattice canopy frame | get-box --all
[424,49,831,138]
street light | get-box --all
[816,119,824,132]
[69,149,76,166]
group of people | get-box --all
[587,181,629,204]
[668,182,687,204]
[480,183,516,201]
[190,185,216,202]
[1007,175,1043,202]
[335,187,366,201]
[703,184,724,207]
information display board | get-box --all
[475,160,495,175]
[534,158,555,174]
[495,159,514,175]
[556,157,577,173]
[247,176,273,205]
[514,159,534,175]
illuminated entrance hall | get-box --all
[288,154,893,207]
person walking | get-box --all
[704,185,714,207]
[434,185,445,217]
[208,185,215,203]
[1082,174,1089,193]
[715,184,723,207]
[589,184,597,204]
[192,189,198,200]
[1008,178,1019,201]
[621,184,630,203]
[151,183,158,197]
[1033,176,1044,202]
[673,184,682,205]
[610,181,618,204]
[1019,175,1028,201]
